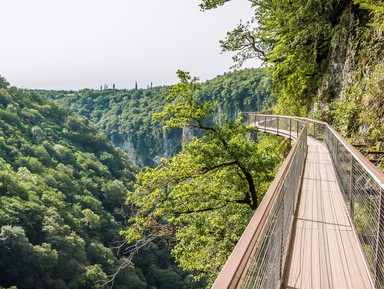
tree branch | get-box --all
[245,32,266,58]
[201,160,238,174]
[173,197,251,215]
[102,221,174,288]
[192,120,230,150]
[190,120,258,210]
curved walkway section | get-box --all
[284,138,372,289]
[211,114,381,289]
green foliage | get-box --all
[201,0,354,115]
[40,86,173,167]
[354,0,384,30]
[199,0,231,10]
[0,88,127,288]
[197,68,275,115]
[123,71,284,284]
[255,0,343,114]
[0,75,10,89]
[202,0,384,161]
[42,68,274,168]
[220,21,267,69]
[0,81,215,288]
[0,226,37,288]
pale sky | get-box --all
[1,0,257,90]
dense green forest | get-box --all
[2,0,383,287]
[41,68,275,167]
[202,0,384,166]
[0,76,204,289]
[0,67,278,288]
[123,71,286,284]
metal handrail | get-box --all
[211,115,307,289]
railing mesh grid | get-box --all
[238,115,307,289]
[214,114,384,289]
[302,117,384,288]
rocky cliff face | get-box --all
[316,3,356,105]
[313,2,384,154]
[45,68,274,168]
[115,107,245,167]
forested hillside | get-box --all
[42,68,274,167]
[202,0,384,167]
[0,76,202,289]
[122,71,286,285]
[4,0,383,287]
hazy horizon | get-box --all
[1,0,257,90]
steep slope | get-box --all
[40,86,175,167]
[0,78,198,289]
[313,1,384,160]
[205,0,383,168]
[227,0,384,166]
[42,68,274,167]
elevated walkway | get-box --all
[212,114,384,289]
[285,138,371,289]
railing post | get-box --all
[289,118,292,139]
[279,197,284,285]
[277,117,279,135]
[264,115,267,132]
[376,188,384,288]
[335,139,339,161]
[349,157,354,220]
[296,121,299,138]
[313,122,317,139]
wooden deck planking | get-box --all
[284,138,372,289]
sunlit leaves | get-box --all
[354,0,384,30]
[0,85,143,288]
[125,71,284,283]
[199,0,232,10]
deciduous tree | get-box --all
[122,71,284,283]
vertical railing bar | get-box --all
[264,115,267,132]
[376,187,384,288]
[349,156,355,220]
[296,120,299,138]
[280,185,285,283]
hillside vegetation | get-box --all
[202,0,384,168]
[123,71,286,284]
[42,68,274,167]
[0,77,202,289]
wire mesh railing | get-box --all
[294,115,384,288]
[211,114,307,289]
[247,114,305,140]
[212,113,384,289]
[325,124,384,288]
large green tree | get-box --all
[123,71,284,284]
[202,0,384,158]
[201,0,348,115]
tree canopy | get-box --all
[0,78,201,289]
[0,75,10,89]
[201,0,384,166]
[123,71,285,284]
[43,68,274,168]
